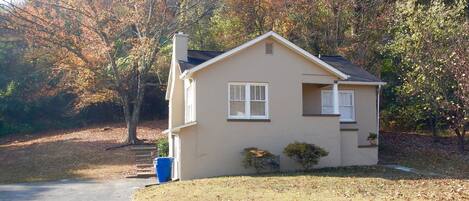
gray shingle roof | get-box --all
[179,50,380,82]
[179,50,224,73]
[319,56,381,82]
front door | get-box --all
[171,134,180,180]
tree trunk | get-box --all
[121,96,138,145]
[125,102,144,144]
[124,70,146,145]
[120,91,142,145]
[126,114,140,144]
[455,127,466,154]
[430,115,439,143]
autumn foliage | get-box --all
[0,0,467,151]
[1,0,215,144]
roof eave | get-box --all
[180,69,190,79]
[337,81,387,86]
[162,121,197,134]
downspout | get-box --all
[377,85,381,142]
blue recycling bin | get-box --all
[155,157,173,183]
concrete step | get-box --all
[135,158,153,161]
[137,169,154,173]
[136,164,154,168]
[131,145,158,178]
[135,173,155,178]
[135,154,152,158]
[134,150,156,154]
[130,145,157,151]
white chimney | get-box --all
[173,32,188,62]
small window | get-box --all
[229,83,268,119]
[185,79,195,123]
[321,90,355,122]
[265,43,273,54]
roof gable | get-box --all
[180,51,382,83]
[180,31,349,80]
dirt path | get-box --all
[0,120,167,184]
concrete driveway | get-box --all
[0,178,155,201]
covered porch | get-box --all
[301,82,378,166]
[302,82,341,117]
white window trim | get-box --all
[184,79,196,123]
[228,82,269,119]
[321,90,355,122]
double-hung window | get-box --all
[228,83,268,119]
[321,90,355,122]
[184,79,195,123]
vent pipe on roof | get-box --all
[173,32,188,62]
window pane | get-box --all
[250,85,256,100]
[230,85,235,100]
[230,101,245,116]
[250,85,266,101]
[340,106,353,120]
[260,86,265,100]
[185,83,195,122]
[230,85,245,101]
[339,93,352,106]
[322,106,334,114]
[251,101,265,116]
[322,92,332,106]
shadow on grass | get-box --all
[221,165,467,181]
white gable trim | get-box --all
[180,31,349,80]
[165,66,173,100]
[337,81,386,86]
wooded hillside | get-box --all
[0,0,467,150]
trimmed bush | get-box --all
[242,147,279,173]
[156,138,169,157]
[368,132,377,140]
[283,142,328,171]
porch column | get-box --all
[332,81,339,114]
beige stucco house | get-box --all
[164,31,385,180]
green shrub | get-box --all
[156,138,169,157]
[242,147,279,173]
[368,132,377,140]
[283,142,328,171]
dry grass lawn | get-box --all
[135,132,468,201]
[0,120,167,184]
[134,166,468,201]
